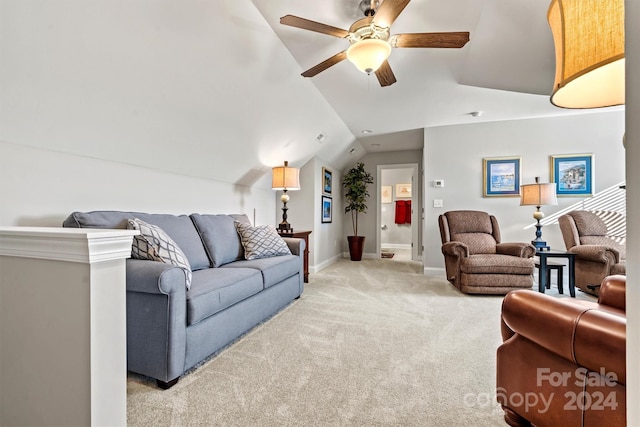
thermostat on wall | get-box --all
[434,179,444,188]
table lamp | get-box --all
[520,176,558,250]
[272,161,300,232]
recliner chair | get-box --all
[558,210,625,296]
[438,210,535,295]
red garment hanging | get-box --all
[395,200,406,224]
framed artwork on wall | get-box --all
[321,195,332,223]
[395,183,411,199]
[483,156,521,197]
[381,186,392,204]
[322,167,333,195]
[550,153,594,196]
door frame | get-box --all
[376,163,420,261]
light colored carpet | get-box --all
[127,258,592,426]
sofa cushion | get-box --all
[451,232,497,255]
[190,214,250,267]
[460,254,533,275]
[127,218,193,289]
[63,211,210,271]
[571,211,609,236]
[234,222,292,260]
[446,210,493,234]
[187,267,263,325]
[221,254,300,289]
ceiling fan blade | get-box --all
[391,32,470,48]
[375,60,397,87]
[301,51,348,78]
[280,15,349,38]
[372,0,410,28]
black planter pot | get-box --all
[347,236,365,261]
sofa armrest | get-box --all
[126,259,187,295]
[125,258,187,384]
[496,242,536,258]
[502,290,626,383]
[502,290,588,361]
[569,245,620,264]
[282,237,305,257]
[441,241,469,258]
[598,275,626,311]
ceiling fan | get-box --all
[280,0,470,87]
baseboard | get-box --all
[341,251,378,260]
[423,267,446,277]
[310,254,341,274]
[381,244,412,250]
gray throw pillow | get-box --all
[127,218,193,290]
[234,222,292,260]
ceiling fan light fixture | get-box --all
[346,39,391,74]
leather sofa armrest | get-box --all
[502,290,626,383]
[282,237,305,257]
[441,241,469,258]
[569,245,621,264]
[496,242,536,258]
[126,259,188,295]
[598,275,626,311]
[501,290,593,361]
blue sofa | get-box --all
[63,211,304,389]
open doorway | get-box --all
[376,164,421,262]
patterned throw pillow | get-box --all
[234,221,292,260]
[127,218,193,290]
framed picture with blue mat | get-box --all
[321,195,332,223]
[483,156,521,197]
[550,153,594,197]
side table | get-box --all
[536,249,576,297]
[278,230,311,283]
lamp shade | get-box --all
[271,161,300,190]
[520,182,558,207]
[346,39,392,74]
[547,0,624,108]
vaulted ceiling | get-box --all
[251,0,583,154]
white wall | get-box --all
[0,0,357,196]
[0,142,275,226]
[423,111,625,273]
[380,168,413,247]
[285,157,343,273]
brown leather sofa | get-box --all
[438,210,535,295]
[558,210,626,296]
[497,275,626,426]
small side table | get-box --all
[535,259,564,293]
[278,230,311,283]
[536,249,576,297]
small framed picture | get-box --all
[321,196,332,223]
[550,153,594,196]
[395,184,411,199]
[483,156,521,197]
[381,186,392,204]
[322,167,333,195]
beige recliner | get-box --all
[558,210,626,296]
[438,210,535,295]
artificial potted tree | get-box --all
[342,162,374,261]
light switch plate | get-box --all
[433,199,443,208]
